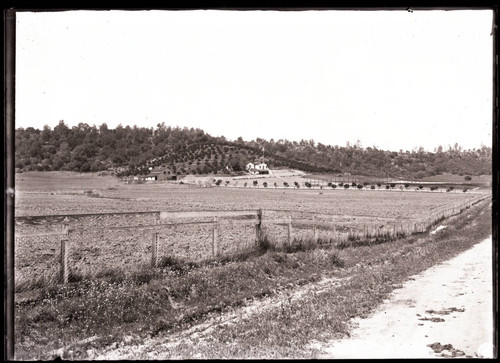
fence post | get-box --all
[313,216,318,241]
[151,215,159,267]
[256,209,262,244]
[212,216,218,257]
[60,217,70,284]
[287,215,293,245]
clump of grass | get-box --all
[258,233,275,253]
[328,251,345,267]
[283,238,319,253]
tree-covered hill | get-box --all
[14,121,492,179]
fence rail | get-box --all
[14,194,488,285]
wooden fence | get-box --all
[15,194,488,284]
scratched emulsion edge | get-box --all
[5,7,16,361]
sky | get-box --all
[15,9,493,152]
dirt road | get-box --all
[314,236,495,359]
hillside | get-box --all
[14,121,492,179]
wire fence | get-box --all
[14,194,488,292]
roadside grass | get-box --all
[14,199,491,360]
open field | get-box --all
[14,171,489,293]
[15,171,488,217]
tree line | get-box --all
[15,121,491,178]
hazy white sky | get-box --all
[16,9,493,151]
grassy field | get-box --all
[13,192,492,360]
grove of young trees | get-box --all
[15,121,492,179]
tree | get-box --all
[357,184,363,189]
[404,183,410,189]
[305,182,312,188]
[371,185,375,190]
[263,182,268,188]
[294,181,299,188]
[253,180,258,187]
[351,181,357,187]
[386,185,390,190]
[283,182,289,187]
[464,175,472,181]
[244,182,248,188]
[390,183,396,189]
[377,182,381,189]
[344,184,350,189]
[274,182,277,188]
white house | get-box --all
[255,163,268,171]
[246,162,270,174]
